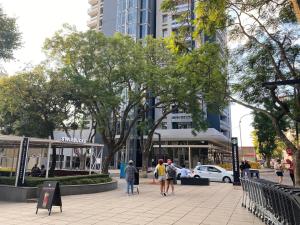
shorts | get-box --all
[158,175,166,181]
[276,171,283,177]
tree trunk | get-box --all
[295,150,300,187]
[79,153,86,170]
[141,151,149,178]
[266,155,271,168]
[102,152,114,174]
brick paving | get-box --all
[0,179,263,225]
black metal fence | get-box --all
[240,178,300,225]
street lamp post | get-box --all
[239,113,252,160]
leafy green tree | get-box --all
[162,0,300,185]
[44,27,228,174]
[44,29,153,174]
[0,66,73,175]
[0,7,21,61]
[252,111,288,167]
[138,37,227,174]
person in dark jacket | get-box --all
[240,161,245,177]
[125,160,137,195]
[244,160,251,177]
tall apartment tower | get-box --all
[87,0,232,168]
[87,0,118,36]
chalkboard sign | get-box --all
[16,137,29,186]
[231,137,241,186]
[36,181,62,215]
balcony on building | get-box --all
[88,4,99,17]
[88,0,98,6]
[175,3,190,13]
[87,16,98,29]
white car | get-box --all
[164,163,192,179]
[193,165,233,183]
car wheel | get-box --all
[177,174,181,180]
[194,175,200,179]
[223,176,231,183]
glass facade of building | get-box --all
[116,0,155,39]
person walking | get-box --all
[244,160,251,178]
[125,160,137,195]
[180,164,190,178]
[240,161,245,177]
[166,159,176,195]
[286,159,295,186]
[155,159,166,196]
[275,159,284,184]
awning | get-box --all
[0,135,103,149]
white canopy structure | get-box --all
[0,135,104,186]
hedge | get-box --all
[0,174,111,187]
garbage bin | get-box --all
[120,162,126,178]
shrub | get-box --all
[218,163,232,170]
[0,174,111,187]
[248,161,261,169]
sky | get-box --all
[0,0,254,146]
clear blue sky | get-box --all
[1,0,254,146]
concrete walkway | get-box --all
[0,179,263,225]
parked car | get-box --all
[164,163,192,179]
[193,165,233,183]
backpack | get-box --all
[167,165,176,178]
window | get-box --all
[161,122,167,129]
[140,10,147,23]
[208,167,221,173]
[162,14,168,23]
[66,156,71,168]
[141,0,147,9]
[140,24,148,38]
[198,166,207,171]
[162,28,168,37]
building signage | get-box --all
[16,137,29,186]
[231,137,240,185]
[61,137,86,144]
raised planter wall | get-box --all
[0,180,118,202]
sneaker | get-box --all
[163,193,167,196]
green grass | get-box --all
[0,174,112,187]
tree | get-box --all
[44,27,228,174]
[162,0,300,185]
[0,66,73,175]
[138,37,227,174]
[252,110,288,167]
[44,29,154,174]
[0,7,21,61]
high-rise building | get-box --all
[87,0,232,168]
[87,0,118,36]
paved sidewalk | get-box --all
[0,179,263,225]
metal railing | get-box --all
[240,178,300,225]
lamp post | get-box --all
[239,113,252,160]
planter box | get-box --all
[180,177,210,185]
[0,180,118,202]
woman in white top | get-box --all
[274,159,284,184]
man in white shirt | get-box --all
[180,165,190,178]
